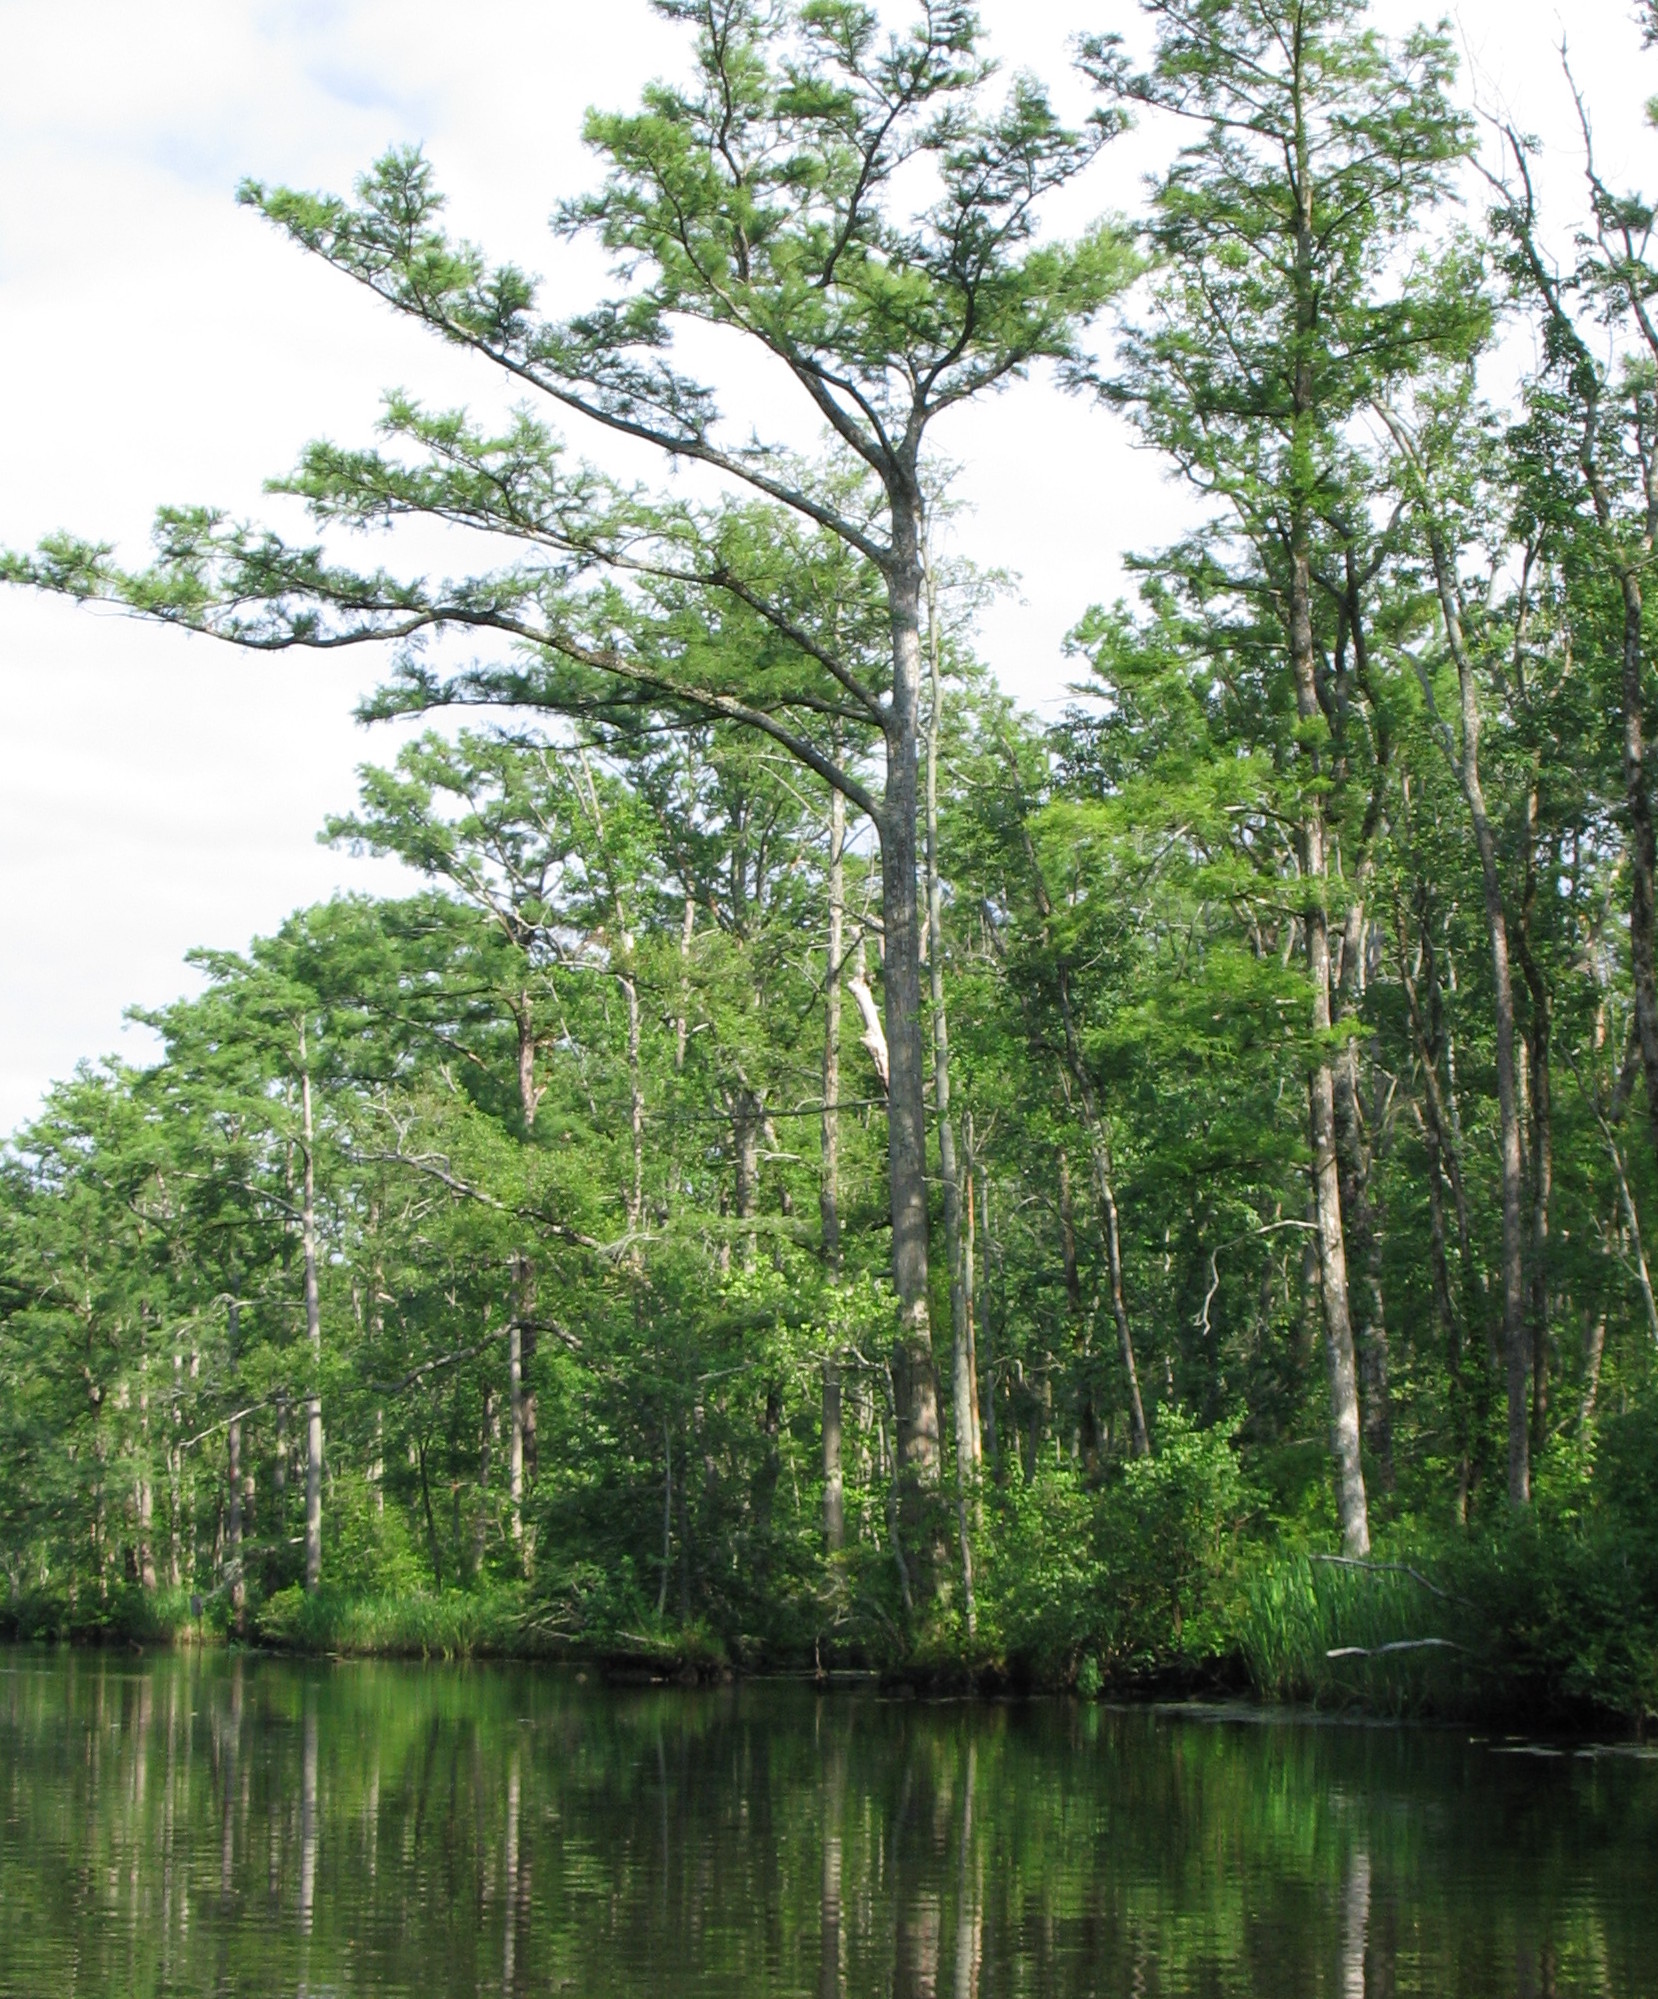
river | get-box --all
[0,1650,1653,1994]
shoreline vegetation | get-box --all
[6,1470,1654,1728]
[3,0,1658,1740]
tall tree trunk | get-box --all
[656,1417,674,1618]
[572,746,648,1249]
[1052,1030,1148,1456]
[622,957,645,1244]
[300,1033,324,1593]
[732,1086,763,1265]
[1059,1146,1083,1319]
[1615,571,1658,1171]
[136,1418,157,1593]
[1406,892,1480,1307]
[472,1386,493,1579]
[1058,1146,1100,1468]
[1556,228,1658,1173]
[1333,907,1393,1489]
[1588,1096,1658,1346]
[1290,142,1368,1551]
[1015,808,1150,1458]
[1519,796,1554,1459]
[509,1274,525,1560]
[976,1156,1000,1480]
[514,1016,539,1520]
[417,1435,442,1587]
[1327,560,1396,1491]
[962,1119,982,1472]
[515,994,541,1132]
[821,784,846,1557]
[676,890,695,1073]
[822,1362,844,1560]
[1290,542,1369,1552]
[1401,903,1477,1517]
[1416,523,1529,1504]
[169,1346,184,1587]
[923,561,976,1630]
[1581,1310,1607,1428]
[225,1299,244,1631]
[753,1386,783,1567]
[881,500,941,1505]
[225,1415,243,1621]
[1092,1140,1149,1459]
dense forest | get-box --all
[4,0,1658,1720]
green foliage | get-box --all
[318,1474,428,1600]
[256,1585,533,1658]
[978,1412,1253,1684]
[1237,1419,1658,1722]
[6,0,1658,1731]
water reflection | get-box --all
[300,1688,318,1936]
[0,1651,1652,1998]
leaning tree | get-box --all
[5,0,1133,1545]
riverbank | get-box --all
[6,1512,1653,1730]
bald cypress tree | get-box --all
[1084,0,1482,1546]
[5,1,1134,1559]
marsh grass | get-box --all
[1236,1553,1480,1716]
[255,1585,538,1659]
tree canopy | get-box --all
[3,0,1657,1717]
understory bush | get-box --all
[0,1580,199,1646]
[981,1409,1254,1686]
[1233,1404,1658,1723]
[5,1401,1650,1726]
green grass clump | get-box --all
[1236,1553,1475,1716]
[255,1584,537,1659]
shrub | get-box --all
[979,1408,1254,1685]
[317,1472,428,1598]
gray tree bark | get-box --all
[1407,510,1529,1505]
[821,783,846,1556]
[299,1032,324,1592]
[881,502,942,1509]
[923,559,976,1629]
[1288,529,1369,1553]
[226,1296,245,1631]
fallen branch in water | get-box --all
[1326,1638,1466,1659]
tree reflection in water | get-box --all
[0,1653,1651,1997]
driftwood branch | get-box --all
[1326,1638,1465,1659]
[1308,1552,1454,1601]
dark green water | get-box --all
[1,1651,1654,1996]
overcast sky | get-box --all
[1,0,1652,1134]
